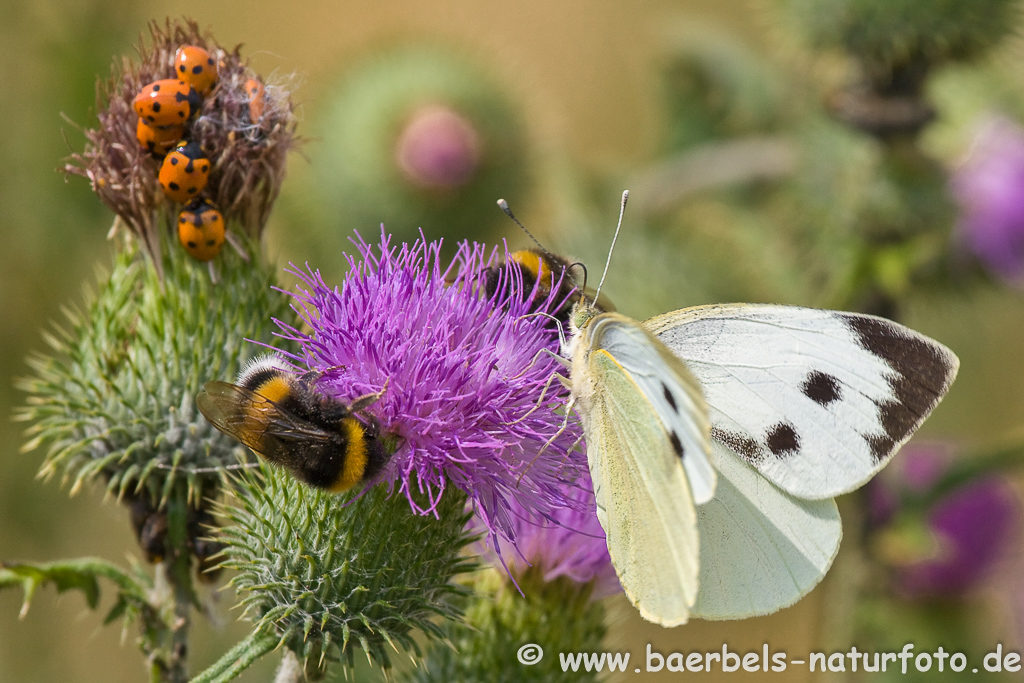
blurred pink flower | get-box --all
[396,104,482,190]
[951,116,1024,283]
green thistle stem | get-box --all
[165,491,196,682]
[188,630,279,683]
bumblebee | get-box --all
[483,248,616,327]
[196,356,391,492]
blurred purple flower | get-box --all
[898,476,1019,597]
[867,442,954,527]
[870,442,1020,597]
[951,116,1024,282]
[395,104,482,190]
[485,475,621,599]
[272,232,587,552]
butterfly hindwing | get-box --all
[645,304,959,499]
[693,441,842,620]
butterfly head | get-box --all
[562,296,599,356]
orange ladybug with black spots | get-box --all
[175,45,218,96]
[177,199,225,261]
[133,79,202,127]
[136,120,186,157]
[159,141,211,203]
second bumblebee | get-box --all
[196,356,392,492]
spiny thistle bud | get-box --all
[63,18,297,275]
[778,0,1019,87]
[406,479,617,681]
[220,465,477,672]
[17,234,292,510]
[310,45,530,247]
[660,25,786,150]
[406,569,607,683]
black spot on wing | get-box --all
[766,422,800,458]
[712,426,764,464]
[801,370,841,406]
[662,383,678,413]
[841,314,957,462]
[668,431,684,458]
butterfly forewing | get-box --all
[582,346,700,626]
[693,441,841,620]
[590,316,716,503]
[645,304,959,499]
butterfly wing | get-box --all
[692,441,841,619]
[590,316,717,503]
[645,304,959,499]
[574,314,714,626]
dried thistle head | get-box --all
[64,18,298,274]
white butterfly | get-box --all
[559,192,959,626]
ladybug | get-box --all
[175,45,218,96]
[178,199,225,261]
[244,78,266,123]
[159,141,211,203]
[133,79,202,127]
[136,119,185,157]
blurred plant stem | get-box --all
[188,631,279,683]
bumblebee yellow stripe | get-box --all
[515,250,546,281]
[254,375,292,404]
[330,418,368,492]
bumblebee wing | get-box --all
[196,381,336,459]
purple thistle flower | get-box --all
[486,474,621,598]
[951,115,1024,283]
[898,476,1019,597]
[272,232,587,551]
[869,442,1021,597]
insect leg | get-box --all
[350,377,389,412]
[516,394,577,484]
[503,370,566,426]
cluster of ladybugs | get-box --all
[133,45,266,262]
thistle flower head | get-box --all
[488,476,620,598]
[273,232,587,552]
[869,443,1021,597]
[63,18,297,274]
[899,476,1019,596]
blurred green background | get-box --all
[4,0,1024,681]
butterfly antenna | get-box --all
[496,198,581,287]
[594,190,628,302]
